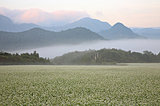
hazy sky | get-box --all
[0,0,160,27]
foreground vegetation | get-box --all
[0,64,160,105]
[52,49,160,65]
[0,51,50,65]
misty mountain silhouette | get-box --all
[46,17,111,32]
[0,15,38,32]
[63,17,111,32]
[0,14,158,39]
[0,15,111,33]
[0,27,104,51]
[99,22,144,39]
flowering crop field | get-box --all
[0,64,160,105]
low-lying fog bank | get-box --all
[14,39,160,58]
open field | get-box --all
[0,63,160,105]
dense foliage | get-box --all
[52,49,160,65]
[0,51,50,65]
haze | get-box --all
[14,39,160,58]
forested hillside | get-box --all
[52,49,160,65]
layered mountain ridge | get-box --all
[99,22,145,39]
[0,27,104,51]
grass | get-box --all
[0,63,160,105]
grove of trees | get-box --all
[0,51,50,65]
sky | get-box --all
[0,0,160,27]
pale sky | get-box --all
[0,0,160,27]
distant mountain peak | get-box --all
[99,22,144,39]
[114,22,124,26]
[109,22,132,33]
[112,22,127,29]
[62,17,111,32]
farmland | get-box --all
[0,64,160,105]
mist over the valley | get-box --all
[14,39,160,58]
[1,14,160,59]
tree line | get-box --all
[0,51,50,65]
[52,49,160,65]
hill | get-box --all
[52,49,160,65]
[0,27,104,51]
[99,23,144,39]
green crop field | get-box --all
[0,64,160,105]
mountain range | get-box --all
[0,14,160,51]
[0,15,111,33]
[0,27,103,51]
[0,14,159,39]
